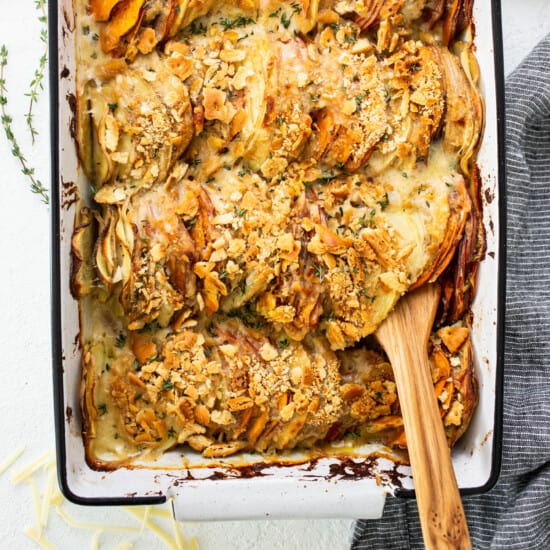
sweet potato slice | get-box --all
[90,0,121,22]
[424,0,446,27]
[455,0,473,33]
[410,176,472,290]
[101,0,146,53]
[351,0,386,31]
[438,167,486,325]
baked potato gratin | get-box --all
[72,0,485,467]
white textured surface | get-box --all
[0,1,549,549]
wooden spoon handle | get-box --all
[377,286,471,550]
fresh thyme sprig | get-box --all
[0,45,49,204]
[26,0,48,143]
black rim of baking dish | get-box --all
[396,0,506,499]
[49,0,506,506]
[48,0,166,507]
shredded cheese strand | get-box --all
[123,506,179,550]
[50,484,65,507]
[91,529,103,550]
[11,449,53,485]
[24,526,57,550]
[149,507,173,519]
[112,543,133,550]
[140,505,151,536]
[26,477,43,536]
[55,505,142,533]
[169,505,187,550]
[40,467,56,528]
[46,458,65,507]
[0,445,25,475]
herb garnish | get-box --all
[0,46,49,204]
[219,16,256,31]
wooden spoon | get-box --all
[375,283,471,550]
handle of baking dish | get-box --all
[168,478,387,521]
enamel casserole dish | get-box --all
[50,0,505,520]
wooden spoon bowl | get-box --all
[375,283,471,550]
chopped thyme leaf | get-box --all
[377,192,390,210]
[190,20,207,35]
[313,264,325,283]
[219,16,256,30]
[281,12,292,28]
[115,332,126,348]
[317,171,337,184]
[278,338,289,349]
[345,32,357,44]
[359,288,376,301]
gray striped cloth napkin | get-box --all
[351,33,550,550]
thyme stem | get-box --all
[26,0,48,144]
[0,45,49,204]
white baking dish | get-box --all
[50,0,505,520]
